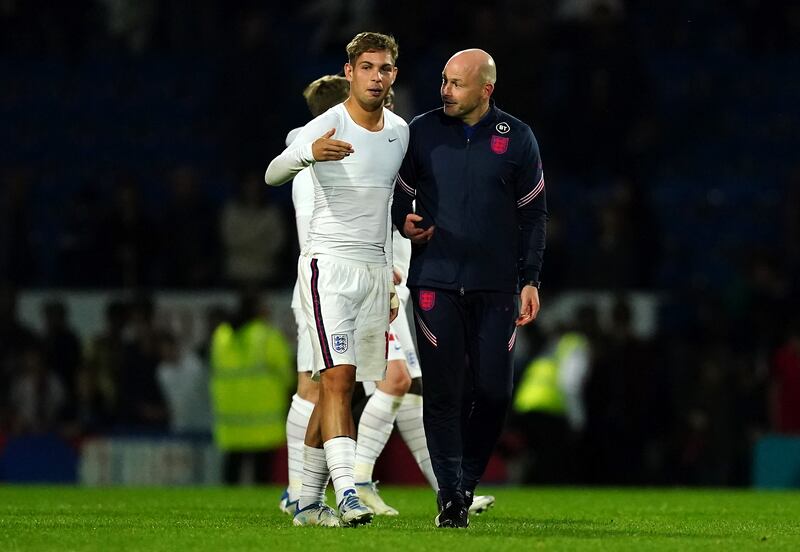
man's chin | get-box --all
[359,95,385,111]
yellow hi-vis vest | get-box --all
[210,319,293,451]
[513,332,588,415]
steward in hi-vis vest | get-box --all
[210,313,292,452]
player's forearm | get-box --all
[265,142,315,186]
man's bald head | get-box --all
[445,49,497,85]
[440,48,496,125]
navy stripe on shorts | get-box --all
[310,258,335,368]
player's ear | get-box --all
[483,82,495,99]
[344,63,353,82]
[390,66,398,85]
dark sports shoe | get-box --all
[435,492,469,528]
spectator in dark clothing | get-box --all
[8,340,66,434]
[0,285,38,430]
[732,253,791,360]
[40,300,82,424]
[80,300,129,430]
[117,296,167,430]
[676,342,737,486]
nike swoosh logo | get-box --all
[388,137,398,142]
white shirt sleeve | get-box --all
[264,141,315,186]
[265,111,340,186]
[285,127,302,147]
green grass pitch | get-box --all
[2,486,800,551]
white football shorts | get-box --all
[293,305,314,373]
[298,253,389,382]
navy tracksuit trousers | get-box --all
[411,287,518,497]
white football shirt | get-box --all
[266,103,409,265]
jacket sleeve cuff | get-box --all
[519,269,541,288]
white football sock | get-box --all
[286,394,315,502]
[396,393,437,490]
[299,445,329,510]
[355,389,403,483]
[324,436,358,507]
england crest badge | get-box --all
[419,290,436,311]
[491,135,509,154]
[331,334,349,354]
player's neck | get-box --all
[344,97,385,132]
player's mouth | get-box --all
[442,99,456,107]
[367,88,383,97]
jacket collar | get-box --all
[474,99,499,128]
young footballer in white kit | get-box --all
[265,32,407,527]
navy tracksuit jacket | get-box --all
[392,102,547,498]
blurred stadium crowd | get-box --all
[1,0,799,486]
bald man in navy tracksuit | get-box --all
[392,49,547,528]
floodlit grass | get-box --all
[1,486,799,551]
